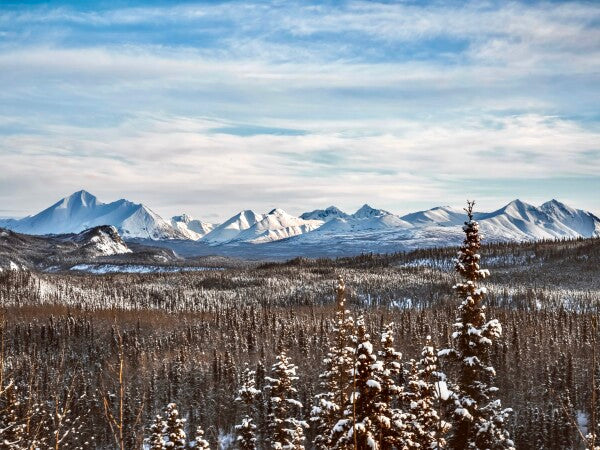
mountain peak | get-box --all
[401,205,466,226]
[540,199,581,219]
[172,213,193,224]
[541,199,570,210]
[300,206,348,221]
[60,190,99,209]
[353,204,390,219]
[267,208,291,217]
[506,198,528,207]
[500,199,537,214]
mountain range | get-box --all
[1,191,599,258]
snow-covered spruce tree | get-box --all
[334,315,381,449]
[149,414,166,450]
[235,364,261,450]
[164,403,186,449]
[373,322,406,449]
[265,350,307,449]
[194,426,210,449]
[311,276,355,450]
[440,201,513,449]
[406,335,451,449]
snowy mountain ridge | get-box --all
[171,214,217,240]
[231,208,323,244]
[0,190,184,240]
[1,192,598,251]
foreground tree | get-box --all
[405,336,451,448]
[235,364,260,450]
[164,403,186,449]
[333,315,381,449]
[311,276,355,450]
[374,323,406,449]
[440,201,513,449]
[193,426,210,449]
[148,414,166,450]
[265,350,307,448]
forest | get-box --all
[1,212,599,449]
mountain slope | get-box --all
[4,191,185,240]
[171,214,216,240]
[57,225,132,256]
[300,206,349,221]
[201,210,264,244]
[10,190,100,235]
[540,199,600,237]
[401,206,466,226]
[477,199,584,240]
[233,208,323,243]
[352,204,392,219]
[0,225,133,270]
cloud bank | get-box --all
[0,0,598,219]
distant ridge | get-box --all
[1,192,598,250]
[0,190,184,240]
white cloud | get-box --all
[0,1,598,218]
[0,114,597,219]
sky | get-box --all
[0,0,599,221]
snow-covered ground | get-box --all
[69,264,223,274]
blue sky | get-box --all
[0,0,599,220]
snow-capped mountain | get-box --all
[3,190,185,240]
[401,206,467,226]
[352,204,392,219]
[300,206,349,221]
[3,193,598,256]
[232,208,323,244]
[476,199,592,241]
[540,199,600,237]
[63,225,131,256]
[171,214,216,240]
[201,210,264,244]
[247,199,600,258]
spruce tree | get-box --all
[440,201,514,449]
[374,322,406,449]
[334,315,381,449]
[311,276,355,450]
[235,364,260,450]
[194,426,210,449]
[265,350,307,449]
[164,403,186,449]
[149,414,166,450]
[406,335,451,449]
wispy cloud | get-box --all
[0,0,598,219]
[1,114,598,218]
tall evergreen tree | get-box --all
[374,322,406,449]
[334,315,381,449]
[311,276,355,450]
[265,350,307,449]
[406,335,451,449]
[440,201,514,449]
[235,364,260,450]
